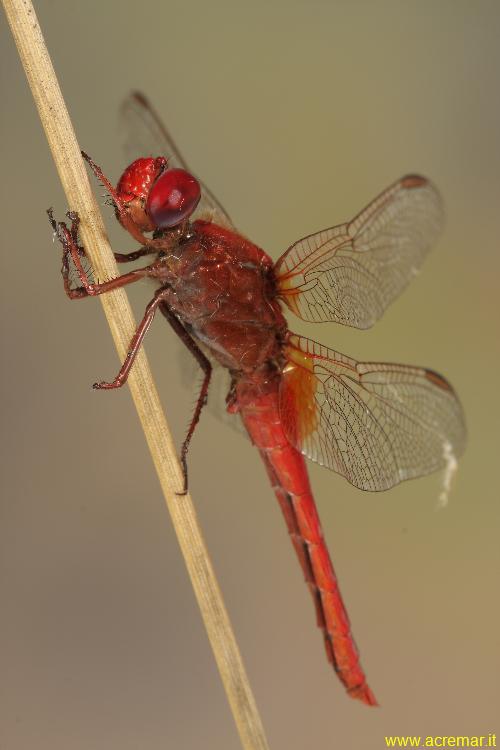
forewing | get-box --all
[120,92,235,229]
[280,334,466,491]
[275,176,443,328]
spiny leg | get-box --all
[159,302,212,494]
[93,288,171,390]
[48,209,152,299]
[48,208,86,298]
[50,205,209,494]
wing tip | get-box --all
[401,174,429,189]
[424,368,454,392]
[129,90,148,106]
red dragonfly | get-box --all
[49,93,465,706]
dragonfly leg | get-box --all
[114,247,157,263]
[93,288,171,390]
[159,302,212,495]
[48,209,152,299]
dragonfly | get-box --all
[49,92,466,706]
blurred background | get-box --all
[1,1,499,748]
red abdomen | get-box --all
[236,376,377,706]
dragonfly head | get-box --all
[116,157,201,233]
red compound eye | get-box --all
[146,168,201,228]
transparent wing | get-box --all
[275,176,444,329]
[178,338,248,439]
[119,92,235,229]
[280,334,466,491]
